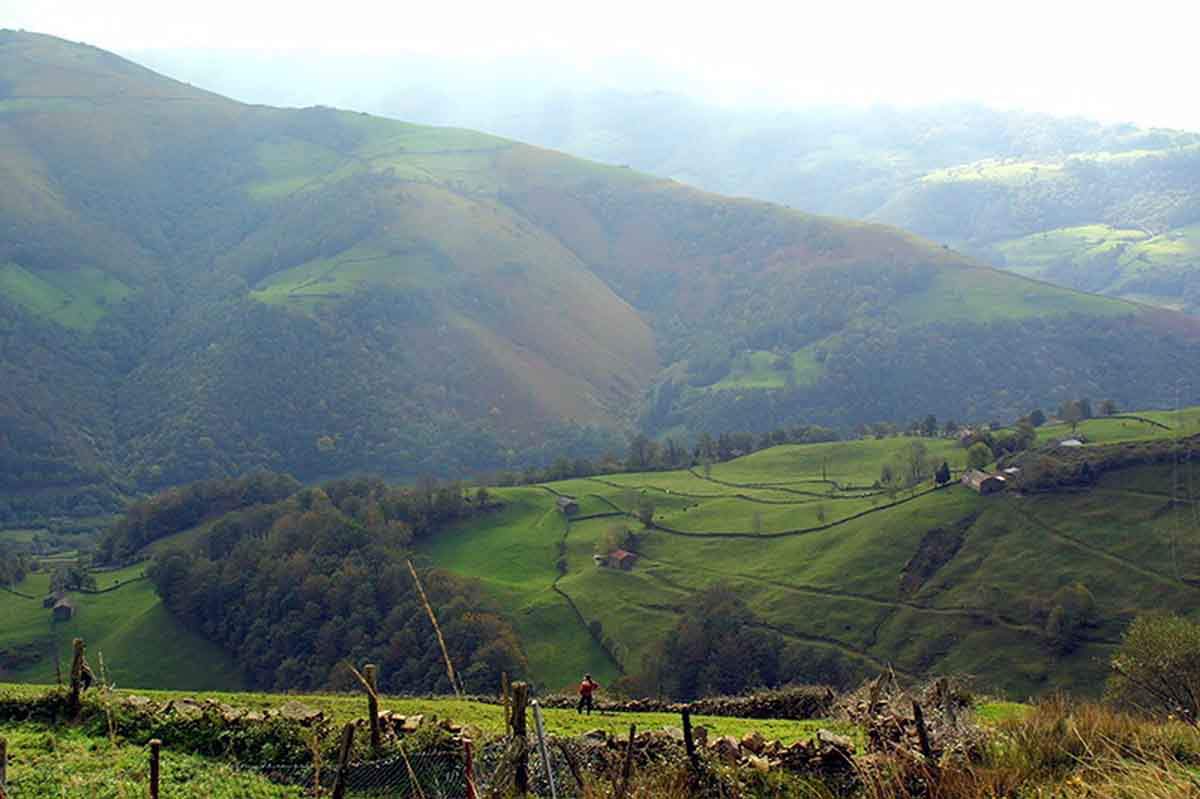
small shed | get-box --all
[52,597,75,622]
[961,469,1006,495]
[556,495,580,515]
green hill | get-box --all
[3,31,1200,523]
[419,410,1200,697]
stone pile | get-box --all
[533,685,835,720]
[568,724,855,779]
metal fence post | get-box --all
[531,701,558,799]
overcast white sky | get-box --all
[4,0,1199,130]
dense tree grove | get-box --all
[146,475,526,692]
[0,542,30,587]
[97,472,302,563]
[649,584,785,700]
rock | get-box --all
[278,701,323,724]
[400,714,425,732]
[124,695,154,710]
[740,731,766,754]
[583,729,608,741]
[663,726,684,742]
[692,725,708,746]
[816,729,855,753]
[712,735,740,764]
[746,754,771,773]
[243,711,265,722]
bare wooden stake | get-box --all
[364,663,381,752]
[556,739,585,792]
[501,671,511,737]
[511,681,530,797]
[0,736,8,792]
[148,739,162,799]
[407,559,463,696]
[332,723,355,799]
[463,738,479,799]
[615,723,637,799]
[682,705,700,774]
[912,700,936,765]
[68,638,86,718]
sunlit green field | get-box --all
[424,412,1200,697]
[0,568,245,691]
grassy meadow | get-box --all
[420,414,1200,697]
[0,565,245,691]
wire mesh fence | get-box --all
[474,735,618,798]
[252,750,468,798]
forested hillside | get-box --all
[3,31,1200,521]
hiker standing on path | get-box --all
[577,673,600,714]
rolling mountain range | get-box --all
[2,31,1200,520]
[127,51,1200,313]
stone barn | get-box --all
[556,495,580,515]
[52,597,75,622]
[961,469,1006,495]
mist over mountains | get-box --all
[132,48,1200,313]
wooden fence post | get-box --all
[501,671,511,737]
[912,700,936,765]
[331,722,355,799]
[556,740,585,792]
[148,739,161,799]
[463,738,479,799]
[68,638,86,717]
[615,723,636,799]
[364,663,381,752]
[511,681,529,797]
[0,736,8,792]
[681,706,700,774]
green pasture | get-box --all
[419,424,1200,697]
[711,348,824,391]
[416,487,616,692]
[0,263,130,331]
[0,570,244,691]
[889,266,1132,326]
[1033,406,1200,446]
[0,722,302,799]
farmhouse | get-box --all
[593,549,638,570]
[52,597,75,621]
[556,495,579,515]
[962,469,1007,495]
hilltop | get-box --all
[3,31,1200,522]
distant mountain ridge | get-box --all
[1,31,1199,520]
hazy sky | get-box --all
[4,0,1199,130]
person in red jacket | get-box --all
[577,673,600,714]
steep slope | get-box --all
[2,31,1200,522]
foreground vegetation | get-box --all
[6,678,1200,797]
